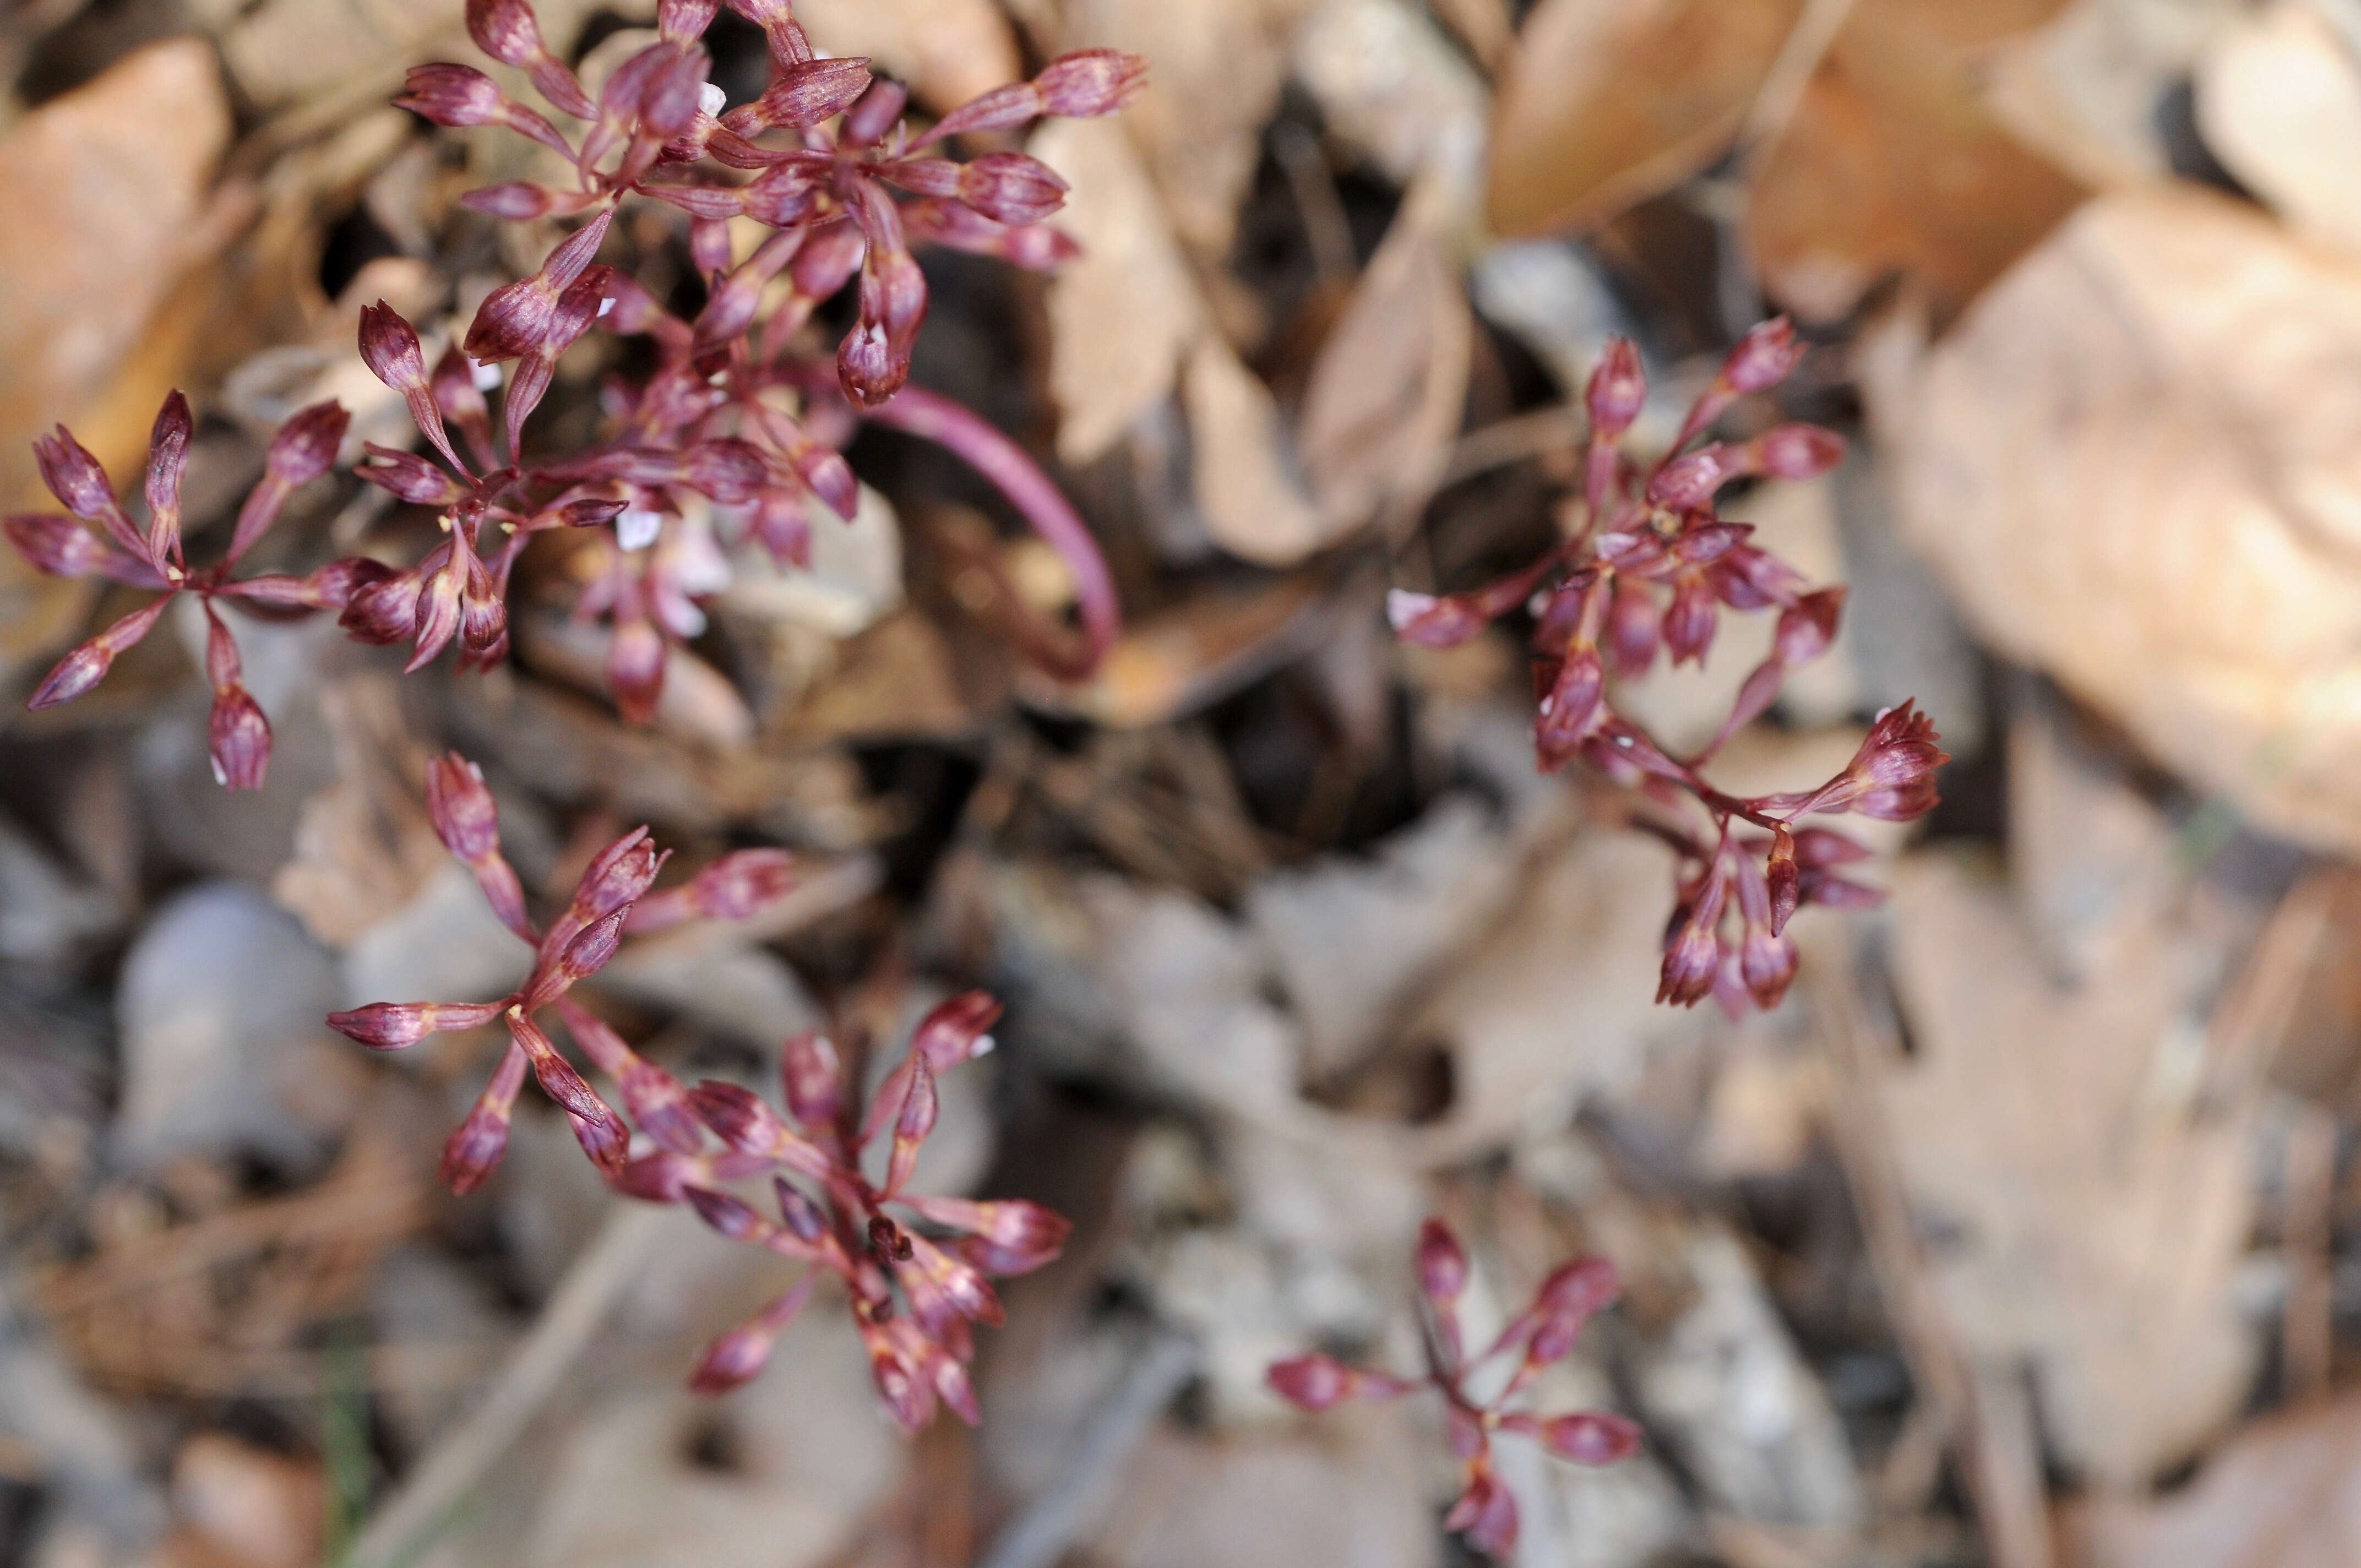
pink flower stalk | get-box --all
[1267,1219,1641,1558]
[633,993,1069,1429]
[326,750,795,1191]
[348,0,1143,715]
[7,396,360,789]
[1385,324,1948,1014]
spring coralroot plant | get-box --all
[640,993,1071,1428]
[8,0,1138,753]
[1267,1219,1641,1558]
[327,753,1067,1427]
[1387,322,1947,1015]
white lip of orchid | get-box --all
[616,507,664,552]
[470,357,502,392]
[699,82,726,118]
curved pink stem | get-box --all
[857,384,1120,676]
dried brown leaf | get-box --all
[1881,187,2361,853]
[1747,12,2090,321]
[1487,0,1802,239]
[2068,1395,2361,1568]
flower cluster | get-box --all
[1388,323,1947,1013]
[10,0,1135,748]
[326,750,795,1191]
[322,756,1062,1428]
[362,0,1139,712]
[7,396,358,788]
[1267,1219,1640,1558]
[624,993,1070,1430]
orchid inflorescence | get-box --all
[325,751,1066,1428]
[1267,1218,1641,1558]
[10,0,1138,756]
[1388,323,1948,1014]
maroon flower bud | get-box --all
[1585,337,1645,439]
[688,1278,815,1395]
[464,209,614,364]
[1753,423,1844,481]
[561,826,662,931]
[900,199,1078,271]
[565,1103,630,1175]
[1383,589,1486,648]
[425,753,502,861]
[1765,825,1800,935]
[1444,1471,1519,1558]
[1604,580,1660,674]
[883,1057,937,1197]
[32,426,123,528]
[1793,826,1872,867]
[658,0,720,41]
[1662,572,1716,666]
[683,1184,772,1243]
[327,999,508,1050]
[508,1010,617,1125]
[1266,1353,1364,1412]
[904,1195,1071,1272]
[539,908,627,997]
[1722,316,1801,394]
[1647,444,1734,510]
[460,181,579,219]
[1415,1218,1468,1306]
[1773,587,1843,667]
[1537,1255,1620,1323]
[911,991,1001,1071]
[29,596,172,710]
[396,62,505,124]
[267,398,351,488]
[208,684,271,790]
[731,56,872,132]
[358,301,429,393]
[955,152,1068,225]
[340,559,428,645]
[6,514,110,578]
[1513,1411,1643,1465]
[613,1150,697,1202]
[1036,50,1149,117]
[442,1039,529,1194]
[691,848,793,918]
[1657,872,1727,1008]
[779,1031,841,1132]
[466,0,545,65]
[1534,646,1604,767]
[356,445,464,505]
[143,391,191,567]
[839,78,910,148]
[1739,926,1797,1009]
[688,1080,832,1179]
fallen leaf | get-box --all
[1484,0,2086,320]
[1181,337,1330,567]
[1876,852,2255,1484]
[2194,1,2361,257]
[1052,0,1313,258]
[1487,0,1802,239]
[1879,187,2361,853]
[1296,181,1475,523]
[1747,9,2090,321]
[2067,1395,2361,1568]
[1033,116,1203,467]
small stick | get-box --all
[344,1203,667,1568]
[972,1329,1199,1568]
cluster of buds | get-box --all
[325,751,795,1191]
[618,992,1069,1429]
[1387,322,1947,1013]
[1267,1219,1641,1558]
[363,0,1139,712]
[7,395,359,788]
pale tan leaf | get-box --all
[1296,186,1475,524]
[1878,854,2255,1484]
[1182,337,1332,567]
[1747,14,2088,322]
[1486,0,1802,238]
[2194,1,2361,257]
[1033,117,1203,467]
[1883,187,2361,853]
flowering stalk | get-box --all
[7,399,359,788]
[1267,1219,1641,1558]
[1389,324,1949,1012]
